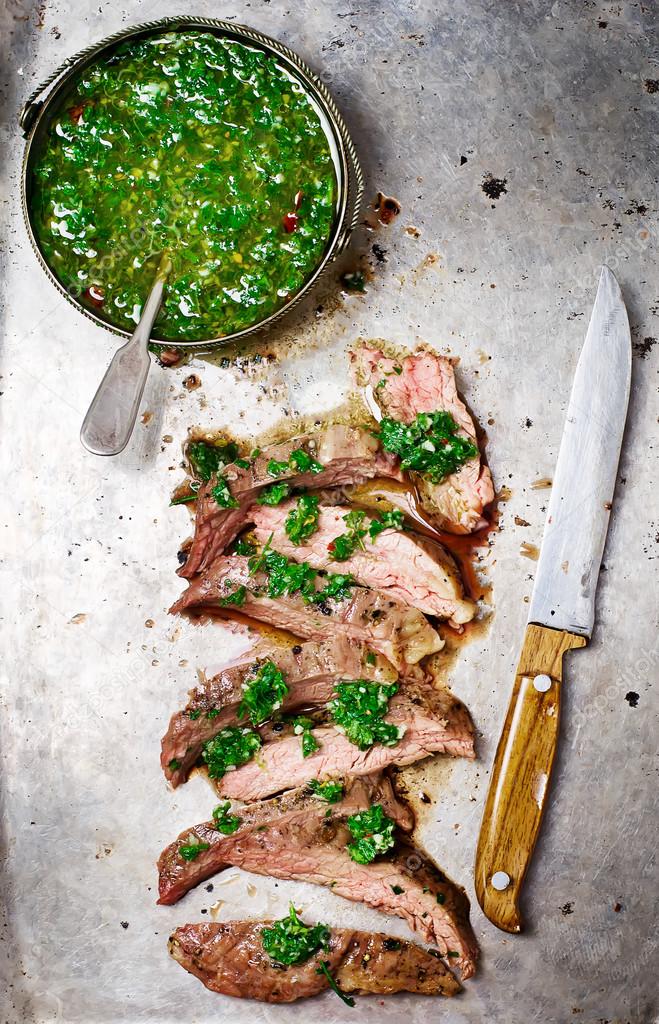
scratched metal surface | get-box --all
[1,2,658,1022]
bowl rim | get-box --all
[20,16,364,349]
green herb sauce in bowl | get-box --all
[28,30,340,343]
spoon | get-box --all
[80,252,172,456]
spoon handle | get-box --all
[80,257,171,456]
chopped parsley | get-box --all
[212,801,242,835]
[378,411,478,483]
[202,726,262,780]
[179,840,210,862]
[346,804,396,864]
[365,651,376,666]
[307,779,344,802]
[170,480,201,506]
[167,758,182,771]
[391,885,405,894]
[211,475,239,509]
[188,440,239,481]
[217,584,247,607]
[265,449,323,478]
[285,494,320,545]
[328,508,405,561]
[316,960,356,1007]
[368,508,405,539]
[256,482,291,506]
[328,509,367,561]
[206,708,220,720]
[238,660,289,726]
[293,716,320,757]
[232,537,256,556]
[266,458,290,477]
[253,549,355,606]
[289,448,323,474]
[261,904,330,965]
[187,709,202,720]
[328,681,402,750]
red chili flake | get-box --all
[69,103,85,125]
[85,286,105,307]
[282,212,298,233]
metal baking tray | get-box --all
[1,2,657,1023]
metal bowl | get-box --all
[20,16,364,348]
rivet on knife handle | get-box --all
[474,623,586,933]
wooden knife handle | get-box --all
[474,623,586,933]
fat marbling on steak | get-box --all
[169,920,462,1002]
[214,678,475,802]
[251,500,475,626]
[180,425,402,578]
[161,637,397,787]
[351,345,494,534]
[157,775,479,978]
[169,555,443,669]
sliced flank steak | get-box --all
[161,637,397,787]
[169,920,462,1002]
[157,774,412,906]
[251,501,475,626]
[157,776,479,979]
[180,425,402,579]
[214,680,475,802]
[351,345,494,534]
[169,555,443,669]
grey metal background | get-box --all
[1,2,657,1023]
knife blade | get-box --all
[474,266,631,933]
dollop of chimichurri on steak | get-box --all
[30,31,338,341]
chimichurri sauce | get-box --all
[30,31,338,341]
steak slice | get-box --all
[161,637,397,787]
[351,345,494,534]
[169,920,462,1001]
[170,555,443,669]
[180,425,401,578]
[157,777,479,979]
[251,501,475,626]
[157,775,413,906]
[214,681,474,802]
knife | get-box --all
[474,266,631,933]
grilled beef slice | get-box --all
[161,637,397,787]
[180,425,401,578]
[157,777,479,978]
[215,682,475,802]
[170,555,442,669]
[169,920,462,1001]
[252,501,475,626]
[351,346,494,534]
[158,775,412,905]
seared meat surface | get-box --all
[157,776,478,978]
[169,920,462,1002]
[180,425,401,578]
[214,681,475,802]
[351,346,494,534]
[252,501,475,626]
[170,555,443,669]
[161,637,397,787]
